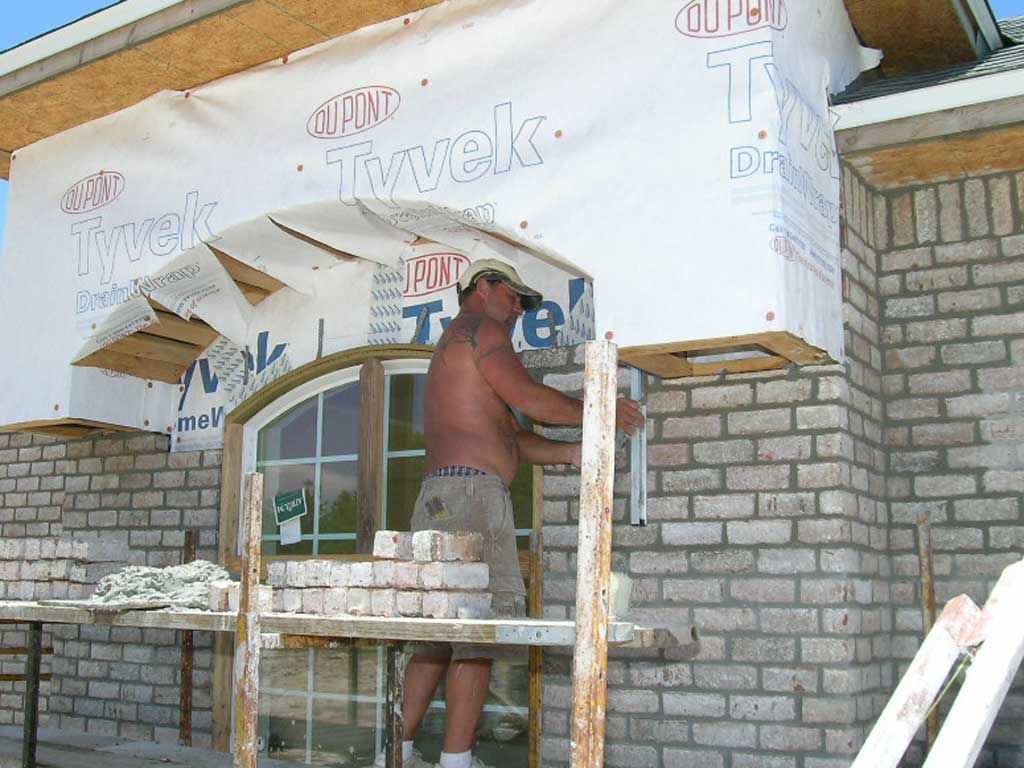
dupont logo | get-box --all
[60,170,125,214]
[307,86,401,139]
[675,0,787,38]
[403,252,470,298]
[770,235,799,261]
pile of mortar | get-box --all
[89,560,231,609]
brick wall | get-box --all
[877,169,1024,765]
[0,430,221,746]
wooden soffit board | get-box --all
[843,0,976,76]
[841,122,1024,189]
[0,0,443,180]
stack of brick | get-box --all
[265,530,491,619]
[0,538,128,601]
[206,580,273,613]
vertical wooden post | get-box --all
[21,621,42,768]
[179,529,197,746]
[916,511,938,749]
[384,643,407,768]
[529,453,546,768]
[922,560,1024,768]
[357,359,386,553]
[233,473,264,768]
[570,339,618,768]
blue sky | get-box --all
[2,0,1024,250]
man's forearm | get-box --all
[516,431,580,466]
[518,383,584,426]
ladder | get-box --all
[851,558,1024,768]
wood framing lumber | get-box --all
[148,309,220,348]
[850,594,983,768]
[916,512,939,750]
[179,530,197,747]
[922,559,1024,768]
[357,359,385,553]
[22,621,41,768]
[233,473,263,768]
[570,339,618,768]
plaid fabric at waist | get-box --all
[423,465,488,479]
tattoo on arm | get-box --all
[452,317,482,349]
[500,424,517,457]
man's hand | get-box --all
[616,398,644,435]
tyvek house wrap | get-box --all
[0,0,878,450]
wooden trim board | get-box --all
[620,331,831,379]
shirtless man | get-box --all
[389,259,643,768]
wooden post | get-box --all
[233,473,264,768]
[179,529,197,746]
[21,621,42,768]
[357,359,385,554]
[570,339,618,768]
[850,595,982,768]
[922,560,1024,768]
[384,643,407,768]
[916,511,939,750]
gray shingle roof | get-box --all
[832,16,1024,105]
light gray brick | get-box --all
[760,609,818,634]
[663,692,725,717]
[760,725,822,752]
[914,475,976,497]
[757,436,812,461]
[730,695,796,721]
[730,578,794,603]
[891,192,914,246]
[693,495,754,519]
[726,465,789,490]
[796,405,848,430]
[756,379,813,404]
[727,520,791,545]
[965,178,990,237]
[973,311,1024,336]
[758,548,815,573]
[692,722,757,748]
[938,182,963,242]
[663,749,723,768]
[693,607,756,632]
[693,440,754,464]
[691,385,753,409]
[691,550,754,573]
[662,522,723,545]
[629,551,687,575]
[663,469,721,493]
[663,578,724,603]
[662,415,722,439]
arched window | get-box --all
[220,351,535,765]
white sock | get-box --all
[439,750,472,768]
[402,741,414,761]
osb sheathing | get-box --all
[0,0,442,179]
[843,0,976,76]
[843,123,1024,188]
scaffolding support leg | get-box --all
[570,339,618,768]
[21,621,42,768]
[385,643,407,768]
[233,473,264,768]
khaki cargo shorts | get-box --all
[408,472,526,661]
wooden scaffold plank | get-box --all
[570,339,618,768]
